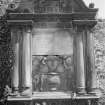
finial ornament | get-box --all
[0,0,20,16]
[89,3,94,8]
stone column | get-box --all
[21,27,32,96]
[75,31,86,94]
[11,28,20,95]
[86,31,98,94]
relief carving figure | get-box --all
[32,56,73,92]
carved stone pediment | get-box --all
[0,0,97,14]
[12,0,73,13]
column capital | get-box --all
[7,20,33,28]
[23,26,32,33]
[72,20,97,30]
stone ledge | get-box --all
[7,92,100,101]
[8,96,32,101]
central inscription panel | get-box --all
[32,28,73,55]
[32,28,74,92]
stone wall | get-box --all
[92,20,105,104]
[0,16,13,102]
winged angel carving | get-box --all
[0,0,20,16]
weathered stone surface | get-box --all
[92,20,105,104]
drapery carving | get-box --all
[32,55,74,92]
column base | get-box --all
[88,88,102,97]
[77,88,86,95]
[11,87,20,96]
[21,87,32,97]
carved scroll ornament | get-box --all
[0,0,20,16]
